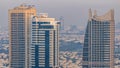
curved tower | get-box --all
[82,9,115,68]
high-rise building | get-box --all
[82,9,115,68]
[29,13,60,68]
[9,5,36,68]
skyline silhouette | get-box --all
[0,0,120,29]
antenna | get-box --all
[94,10,97,16]
[59,16,64,30]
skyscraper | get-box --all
[9,5,36,68]
[82,9,115,68]
[29,13,60,68]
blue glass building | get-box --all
[29,13,60,68]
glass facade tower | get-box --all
[82,9,115,68]
[29,13,60,68]
[9,5,36,68]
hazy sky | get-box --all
[0,0,120,28]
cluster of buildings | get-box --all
[0,4,118,68]
[0,53,9,68]
[59,51,82,68]
[60,25,84,43]
[9,5,59,68]
[0,30,9,68]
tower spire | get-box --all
[110,9,114,20]
[89,8,92,19]
[94,10,97,16]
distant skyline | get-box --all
[0,0,120,29]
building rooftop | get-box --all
[89,9,114,21]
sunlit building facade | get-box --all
[29,13,60,68]
[82,9,115,68]
[9,5,36,68]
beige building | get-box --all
[9,4,36,68]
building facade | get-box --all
[82,9,115,68]
[29,13,60,68]
[9,5,36,68]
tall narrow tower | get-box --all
[29,13,60,68]
[82,9,115,68]
[9,4,36,68]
